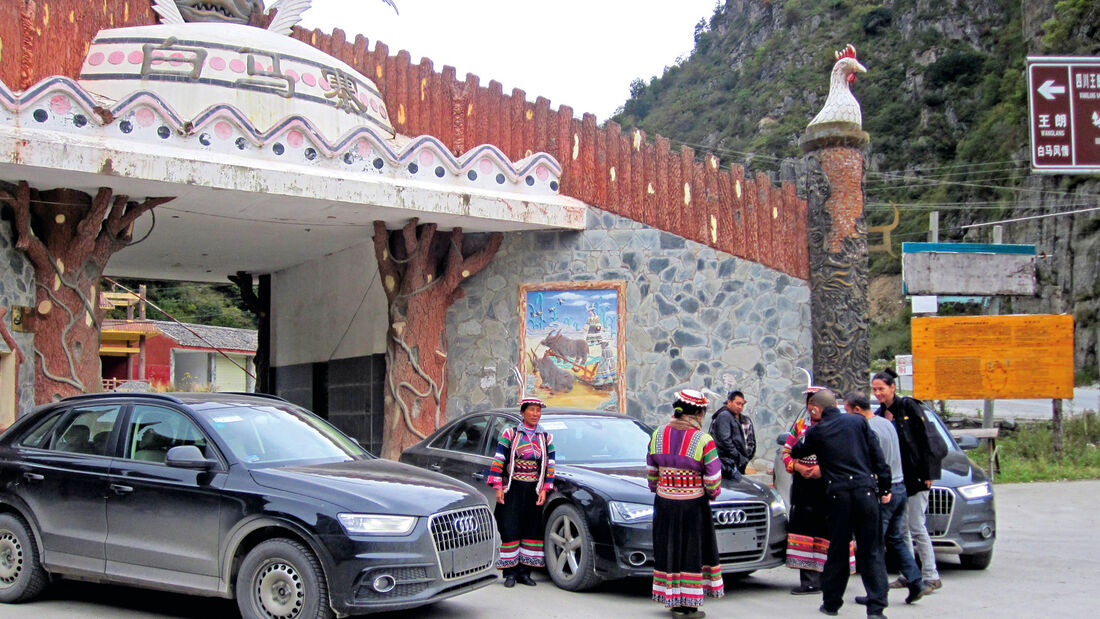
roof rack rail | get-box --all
[221,392,289,403]
[61,392,184,404]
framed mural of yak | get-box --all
[518,281,626,413]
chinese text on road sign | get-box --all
[1027,57,1100,173]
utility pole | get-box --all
[983,225,1002,433]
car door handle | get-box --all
[109,484,133,495]
[428,463,442,471]
[22,472,44,482]
[471,472,485,481]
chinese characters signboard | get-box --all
[1027,56,1100,173]
[912,315,1074,400]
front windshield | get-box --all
[543,417,652,464]
[197,404,369,466]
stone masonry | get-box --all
[446,206,813,467]
[0,219,36,416]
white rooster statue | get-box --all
[807,44,868,129]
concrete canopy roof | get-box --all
[0,22,587,283]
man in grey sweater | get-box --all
[844,391,925,606]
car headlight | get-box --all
[338,513,418,535]
[608,501,654,524]
[957,482,993,500]
[768,487,787,516]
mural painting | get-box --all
[518,281,625,413]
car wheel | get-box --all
[236,539,332,619]
[544,504,602,592]
[959,549,993,570]
[0,513,48,603]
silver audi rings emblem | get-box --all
[452,516,479,534]
[712,509,748,526]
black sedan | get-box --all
[400,408,788,591]
[0,392,497,617]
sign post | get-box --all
[1027,56,1100,174]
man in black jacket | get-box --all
[709,390,753,477]
[790,389,892,619]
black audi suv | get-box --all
[0,392,497,617]
[401,408,788,591]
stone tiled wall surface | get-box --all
[0,220,35,416]
[446,207,813,457]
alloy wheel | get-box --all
[548,514,583,576]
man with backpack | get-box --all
[871,368,949,595]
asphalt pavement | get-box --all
[3,480,1097,618]
[945,384,1099,421]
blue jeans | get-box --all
[882,482,923,589]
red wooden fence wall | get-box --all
[1,1,808,279]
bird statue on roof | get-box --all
[152,0,399,34]
[807,44,867,129]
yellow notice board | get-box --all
[912,315,1074,400]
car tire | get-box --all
[959,549,993,570]
[0,513,48,603]
[236,538,333,619]
[544,504,602,592]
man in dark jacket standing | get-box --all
[790,389,892,619]
[709,390,755,477]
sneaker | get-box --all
[818,605,839,616]
[791,585,821,595]
[888,578,907,589]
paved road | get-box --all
[4,480,1097,618]
[946,385,1099,420]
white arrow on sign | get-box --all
[1038,80,1066,100]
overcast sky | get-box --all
[295,0,720,121]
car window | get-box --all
[549,417,653,464]
[17,412,65,449]
[434,416,491,455]
[53,405,121,456]
[921,406,960,451]
[197,404,367,466]
[483,416,514,457]
[124,405,208,465]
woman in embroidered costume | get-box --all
[783,386,855,594]
[646,389,724,618]
[487,397,556,587]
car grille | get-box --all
[925,487,955,537]
[428,505,495,580]
[710,501,769,564]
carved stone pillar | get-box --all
[800,45,872,395]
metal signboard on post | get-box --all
[911,315,1074,400]
[901,242,1036,296]
[1027,56,1100,174]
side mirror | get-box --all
[776,433,787,447]
[165,445,214,470]
[958,435,980,451]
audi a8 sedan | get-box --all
[401,408,788,591]
[772,403,996,569]
[0,392,497,617]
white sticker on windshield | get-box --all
[541,421,567,430]
[212,415,243,423]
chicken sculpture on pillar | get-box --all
[800,44,872,396]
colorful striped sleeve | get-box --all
[486,427,514,489]
[543,432,556,491]
[698,433,722,499]
[780,419,803,473]
[646,429,659,493]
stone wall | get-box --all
[0,219,35,417]
[446,207,814,467]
